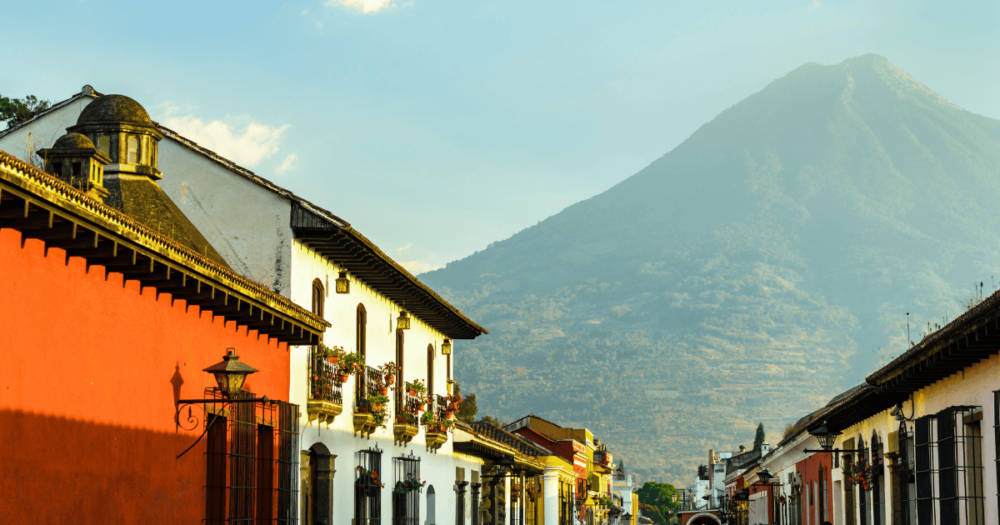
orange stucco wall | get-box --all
[0,229,291,523]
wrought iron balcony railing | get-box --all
[396,394,422,426]
[435,394,448,421]
[310,354,343,404]
[356,365,381,411]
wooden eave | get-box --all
[292,202,487,340]
[453,437,545,474]
[866,302,1000,398]
[0,151,328,345]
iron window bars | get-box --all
[355,446,383,525]
[915,406,986,525]
[392,452,421,525]
[203,388,299,524]
[310,349,343,404]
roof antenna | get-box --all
[906,312,911,347]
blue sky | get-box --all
[3,0,998,272]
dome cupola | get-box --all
[68,95,163,180]
[36,132,112,201]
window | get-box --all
[858,437,869,525]
[127,135,138,163]
[914,407,985,525]
[427,344,435,398]
[395,330,405,414]
[356,447,382,525]
[311,279,325,318]
[842,439,855,525]
[871,433,883,525]
[204,391,299,524]
[71,162,81,182]
[392,453,420,525]
[896,421,914,525]
[818,464,826,523]
[356,305,367,403]
[51,161,63,178]
[96,135,110,156]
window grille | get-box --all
[355,446,383,525]
[937,406,985,525]
[509,475,523,525]
[818,464,827,523]
[872,433,883,525]
[204,389,299,524]
[858,438,869,525]
[392,452,421,525]
[995,391,1000,522]
[915,415,938,524]
[896,421,913,525]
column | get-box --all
[543,470,559,525]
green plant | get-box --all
[318,344,346,361]
[339,352,365,376]
[393,475,426,494]
[366,393,391,428]
[378,362,398,387]
[405,379,427,396]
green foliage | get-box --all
[754,423,766,450]
[697,464,708,480]
[422,54,1000,483]
[638,482,678,524]
[0,94,50,128]
[454,383,478,422]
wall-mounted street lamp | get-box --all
[175,349,275,458]
[803,420,859,458]
[441,339,452,355]
[397,309,411,330]
[335,271,350,294]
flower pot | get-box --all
[378,387,388,395]
[444,411,454,419]
[408,388,417,396]
[338,374,349,383]
[327,355,339,364]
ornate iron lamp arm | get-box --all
[174,397,273,459]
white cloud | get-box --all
[160,107,290,168]
[275,153,299,176]
[396,242,413,254]
[325,0,398,14]
[398,260,441,274]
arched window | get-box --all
[818,464,826,523]
[127,135,138,163]
[426,485,436,525]
[312,279,325,318]
[356,305,367,402]
[303,443,334,525]
[871,432,882,525]
[858,437,868,525]
[395,330,404,413]
[427,344,435,399]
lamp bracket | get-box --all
[174,397,274,459]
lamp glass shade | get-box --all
[203,350,259,399]
[335,272,350,294]
[397,310,411,330]
[809,421,840,450]
[442,339,452,355]
[757,469,773,485]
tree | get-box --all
[697,464,709,480]
[637,481,679,525]
[454,384,478,422]
[754,423,766,450]
[0,95,51,129]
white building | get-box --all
[0,86,535,525]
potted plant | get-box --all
[367,393,390,428]
[393,475,427,494]
[406,379,427,397]
[379,362,398,388]
[339,352,365,377]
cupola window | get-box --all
[127,136,138,163]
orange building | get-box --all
[0,143,326,523]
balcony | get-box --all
[353,365,384,435]
[393,394,422,444]
[307,353,343,426]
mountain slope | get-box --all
[421,55,1000,484]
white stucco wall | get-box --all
[0,95,95,168]
[157,139,292,293]
[291,241,478,525]
[832,351,1000,525]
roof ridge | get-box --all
[0,149,327,330]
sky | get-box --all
[2,0,998,273]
